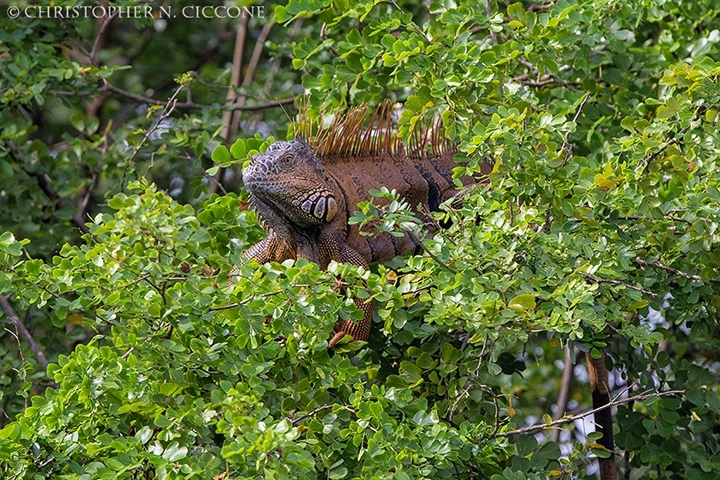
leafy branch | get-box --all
[635,108,705,172]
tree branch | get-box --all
[550,345,576,442]
[244,20,275,92]
[633,258,717,283]
[121,83,184,190]
[635,109,703,172]
[9,142,91,234]
[0,295,54,378]
[209,17,274,196]
[583,274,658,297]
[221,14,250,142]
[485,0,497,44]
[98,81,294,112]
[528,2,555,12]
[89,11,116,65]
[494,388,683,438]
[561,92,592,157]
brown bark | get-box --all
[586,350,617,480]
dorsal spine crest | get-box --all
[293,100,455,161]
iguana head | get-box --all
[243,138,338,227]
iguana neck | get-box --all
[250,194,297,252]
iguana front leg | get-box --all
[323,240,374,348]
[228,231,296,284]
[244,231,297,264]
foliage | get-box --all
[1,0,720,479]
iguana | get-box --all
[229,101,618,479]
[229,101,491,347]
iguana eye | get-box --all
[280,153,295,166]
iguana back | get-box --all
[234,102,491,346]
[321,149,468,264]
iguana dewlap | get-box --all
[230,103,488,347]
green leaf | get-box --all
[416,352,435,369]
[0,232,24,256]
[135,426,153,445]
[230,139,247,159]
[0,422,21,441]
[212,145,231,163]
[507,2,525,20]
[508,294,536,313]
[399,360,423,383]
[590,443,612,458]
[516,434,538,456]
[412,410,439,426]
[162,442,188,462]
[405,95,425,112]
[329,466,348,479]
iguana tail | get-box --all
[586,350,617,480]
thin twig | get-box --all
[583,275,658,297]
[448,337,500,434]
[388,0,431,43]
[519,78,561,88]
[485,0,497,44]
[98,82,294,111]
[561,92,591,157]
[514,59,577,90]
[210,286,310,311]
[291,404,334,424]
[0,295,56,386]
[636,137,680,172]
[3,323,31,410]
[618,214,692,225]
[494,389,684,438]
[407,230,457,274]
[633,258,714,283]
[635,110,703,172]
[89,12,116,65]
[448,339,485,421]
[121,83,184,191]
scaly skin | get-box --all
[232,128,486,347]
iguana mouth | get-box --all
[290,192,338,223]
[246,180,337,225]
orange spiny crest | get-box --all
[292,100,456,161]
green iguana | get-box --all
[229,101,491,347]
[228,101,618,480]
